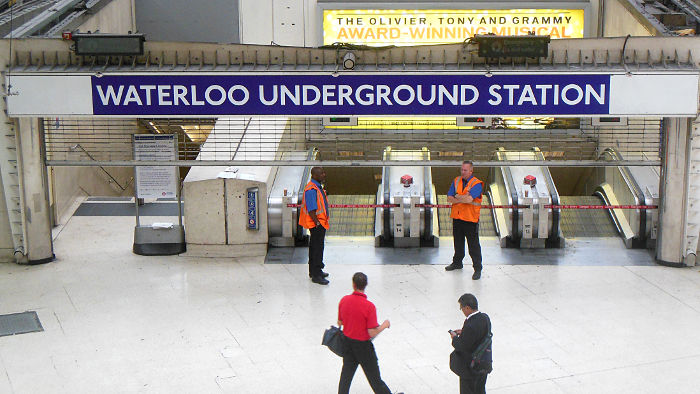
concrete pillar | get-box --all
[17,118,54,264]
[657,118,692,266]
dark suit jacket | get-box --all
[450,312,491,376]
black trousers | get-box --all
[338,339,391,394]
[460,374,487,394]
[452,219,482,271]
[308,225,326,277]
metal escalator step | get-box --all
[559,196,618,238]
[327,195,375,236]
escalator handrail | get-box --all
[534,148,561,243]
[487,191,502,237]
[424,162,432,240]
[600,148,646,241]
[382,151,391,241]
[495,149,519,241]
[594,189,624,236]
[505,167,519,242]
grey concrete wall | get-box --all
[0,37,15,262]
[0,168,14,262]
[135,0,239,43]
[184,178,268,258]
[18,118,53,263]
[603,0,656,37]
[78,0,136,34]
[50,167,134,225]
[184,179,226,245]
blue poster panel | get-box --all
[247,188,258,230]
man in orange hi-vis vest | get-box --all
[445,161,484,280]
[299,167,330,285]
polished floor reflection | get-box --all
[1,216,699,393]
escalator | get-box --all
[437,194,496,237]
[578,148,660,248]
[558,196,619,238]
[326,195,375,236]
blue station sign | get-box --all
[91,74,611,116]
[6,72,698,117]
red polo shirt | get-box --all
[338,291,379,341]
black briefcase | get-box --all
[322,325,348,357]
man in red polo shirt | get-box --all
[337,272,401,394]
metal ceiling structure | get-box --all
[5,37,699,73]
[2,37,698,168]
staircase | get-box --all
[686,119,700,265]
[0,119,26,262]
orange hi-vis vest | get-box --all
[450,176,483,223]
[299,181,330,230]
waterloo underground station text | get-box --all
[94,80,608,114]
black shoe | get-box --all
[472,270,482,280]
[311,276,329,285]
[445,264,463,271]
[309,271,330,278]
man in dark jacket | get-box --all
[449,293,492,394]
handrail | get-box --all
[68,144,132,191]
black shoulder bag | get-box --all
[469,319,493,375]
[322,325,348,357]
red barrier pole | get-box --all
[287,204,399,208]
[287,204,658,209]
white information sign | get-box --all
[133,134,178,199]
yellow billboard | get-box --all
[323,9,585,46]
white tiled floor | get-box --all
[2,216,700,393]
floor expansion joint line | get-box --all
[500,268,538,296]
[547,353,700,381]
[623,266,700,315]
[63,286,77,311]
[0,352,14,394]
[490,353,700,391]
[52,311,65,335]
